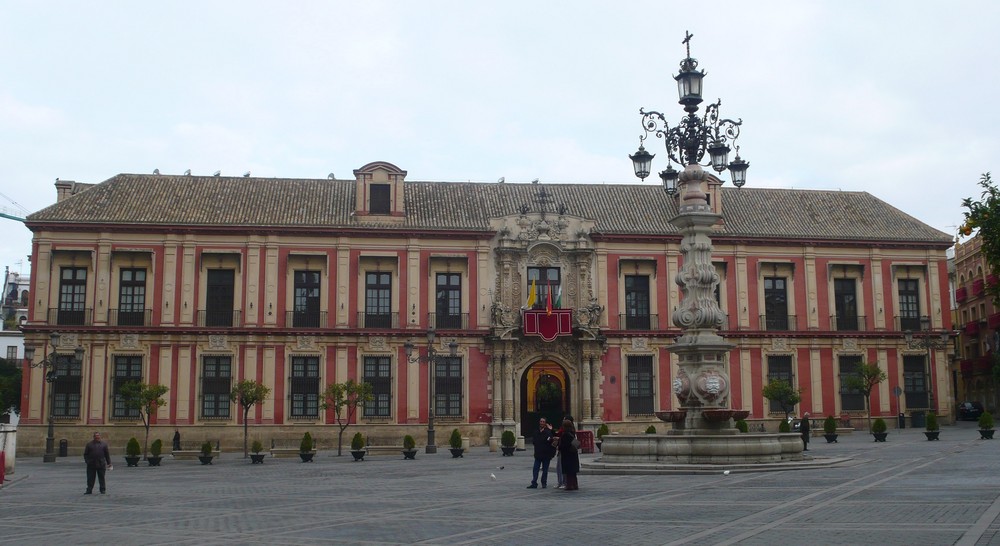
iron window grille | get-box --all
[903,355,928,409]
[117,268,147,326]
[52,355,82,417]
[434,356,463,417]
[290,356,320,418]
[625,275,652,330]
[364,271,393,328]
[898,279,921,331]
[201,356,232,419]
[627,355,655,416]
[293,270,322,328]
[838,355,865,411]
[58,267,88,325]
[363,356,392,417]
[763,276,789,331]
[435,273,463,329]
[766,355,793,413]
[111,355,143,419]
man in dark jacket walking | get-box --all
[83,431,112,494]
[527,418,555,489]
[800,412,811,451]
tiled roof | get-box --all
[27,173,953,244]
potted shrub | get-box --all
[147,438,164,466]
[823,415,838,443]
[449,428,464,458]
[500,430,517,456]
[350,432,366,461]
[596,424,609,451]
[199,441,214,464]
[645,425,657,434]
[734,419,749,433]
[299,432,316,462]
[979,411,995,439]
[125,437,142,467]
[871,418,888,442]
[250,439,266,464]
[924,412,940,441]
[402,434,417,460]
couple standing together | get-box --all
[527,416,579,491]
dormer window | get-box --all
[370,184,391,214]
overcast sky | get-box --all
[1,2,997,275]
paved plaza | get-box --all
[3,421,1000,545]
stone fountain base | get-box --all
[594,431,805,466]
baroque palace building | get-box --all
[17,161,954,454]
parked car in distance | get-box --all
[959,401,985,421]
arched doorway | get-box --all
[521,361,569,439]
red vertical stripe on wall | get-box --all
[607,257,620,328]
[729,347,742,412]
[467,250,478,327]
[814,258,830,329]
[884,348,899,416]
[396,344,407,423]
[349,250,360,325]
[746,257,760,329]
[274,345,285,424]
[881,259,896,326]
[796,347,811,415]
[400,249,410,329]
[749,348,763,416]
[820,348,835,416]
[468,347,488,422]
[188,344,197,422]
[603,347,622,421]
[324,344,336,424]
[152,245,165,327]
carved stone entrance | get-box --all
[521,361,568,438]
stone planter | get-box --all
[300,451,316,462]
[198,455,214,465]
[980,429,995,439]
[924,431,940,441]
[449,448,465,458]
[823,433,838,443]
[147,456,163,466]
[350,449,366,461]
[500,446,516,456]
[402,449,417,460]
[872,432,888,442]
[250,454,266,464]
[125,456,141,467]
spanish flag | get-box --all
[546,281,552,315]
[527,280,537,308]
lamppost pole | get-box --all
[905,317,951,413]
[405,329,458,454]
[24,333,85,463]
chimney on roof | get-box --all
[55,179,76,203]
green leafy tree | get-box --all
[321,379,374,456]
[119,381,169,459]
[230,379,272,458]
[843,362,887,432]
[961,172,1000,304]
[761,379,803,422]
[0,357,21,420]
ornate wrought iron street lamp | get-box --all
[24,333,85,463]
[905,316,951,412]
[628,32,749,432]
[404,328,458,454]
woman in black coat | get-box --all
[558,419,580,491]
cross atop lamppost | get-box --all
[404,328,458,454]
[905,316,951,412]
[24,333,85,463]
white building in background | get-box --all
[2,266,27,425]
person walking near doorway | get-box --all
[558,419,580,491]
[527,418,555,489]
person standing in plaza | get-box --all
[83,431,112,494]
[800,412,811,451]
[558,419,580,491]
[527,417,555,489]
[553,414,575,488]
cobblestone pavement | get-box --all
[2,422,1000,545]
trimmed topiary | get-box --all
[645,425,656,434]
[126,437,141,457]
[403,435,416,450]
[501,430,516,447]
[300,432,314,453]
[150,438,163,457]
[200,441,213,456]
[449,428,463,449]
[980,411,994,430]
[596,424,610,439]
[735,419,749,433]
[351,432,365,451]
[251,439,264,454]
[871,418,887,434]
[925,412,939,432]
[778,420,791,433]
[823,415,838,434]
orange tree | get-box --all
[961,172,1000,304]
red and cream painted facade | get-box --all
[17,162,954,453]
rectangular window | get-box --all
[118,268,147,326]
[52,355,82,417]
[898,279,921,331]
[627,355,654,416]
[58,267,87,325]
[290,356,320,418]
[766,355,793,413]
[435,356,463,417]
[293,270,322,328]
[363,356,391,417]
[206,269,235,327]
[370,183,391,214]
[201,356,232,419]
[364,271,393,328]
[764,276,788,330]
[435,273,462,329]
[838,355,865,411]
[903,355,928,409]
[527,267,560,310]
[624,275,651,330]
[833,278,858,330]
[112,356,143,419]
[6,346,16,361]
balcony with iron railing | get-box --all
[965,320,981,336]
[896,315,927,332]
[759,314,797,331]
[357,312,399,329]
[285,310,327,329]
[973,279,986,297]
[47,308,93,326]
[197,310,242,328]
[956,286,969,303]
[108,309,153,327]
[830,314,866,332]
[618,313,659,331]
[428,313,469,330]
